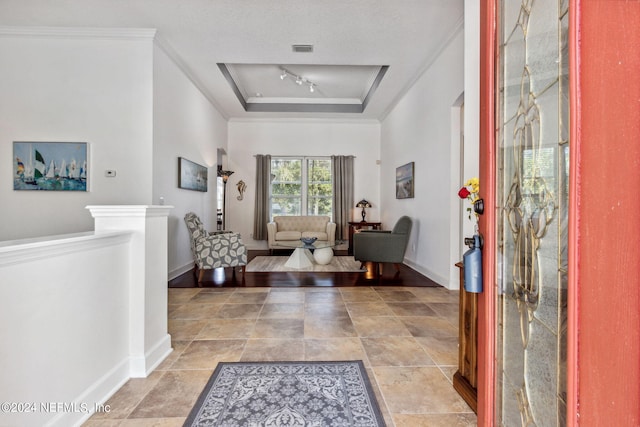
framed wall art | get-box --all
[13,141,88,191]
[178,157,208,192]
[395,161,414,199]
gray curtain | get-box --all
[253,154,271,240]
[332,155,354,240]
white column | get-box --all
[86,205,173,377]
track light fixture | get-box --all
[279,67,317,94]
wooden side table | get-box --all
[348,221,382,255]
[453,261,478,413]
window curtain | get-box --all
[331,155,354,240]
[253,154,271,240]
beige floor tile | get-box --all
[304,290,344,304]
[167,319,209,341]
[352,316,412,337]
[401,316,458,338]
[375,289,421,302]
[215,303,264,319]
[92,279,476,426]
[155,341,190,370]
[196,318,256,339]
[82,420,122,427]
[90,371,165,420]
[304,317,357,338]
[171,340,246,369]
[241,338,305,361]
[252,318,304,338]
[128,370,213,419]
[304,302,350,318]
[373,366,472,414]
[393,413,477,426]
[118,418,186,426]
[168,303,222,320]
[409,287,460,303]
[226,290,269,304]
[361,337,435,367]
[265,290,306,303]
[339,288,383,302]
[304,338,370,365]
[415,335,459,366]
[187,291,231,304]
[346,301,395,317]
[167,288,201,304]
[259,302,304,319]
[386,302,439,317]
[427,302,460,324]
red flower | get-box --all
[458,187,471,199]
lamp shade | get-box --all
[356,199,372,208]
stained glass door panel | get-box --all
[495,0,569,425]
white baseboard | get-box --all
[129,334,173,378]
[49,357,130,427]
[169,261,194,280]
[403,259,453,289]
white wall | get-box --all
[152,43,228,278]
[227,119,381,248]
[0,28,155,241]
[0,232,132,427]
[380,28,465,288]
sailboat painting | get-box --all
[178,157,208,192]
[13,142,88,191]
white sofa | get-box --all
[267,215,336,250]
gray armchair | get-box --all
[184,212,247,285]
[353,216,413,274]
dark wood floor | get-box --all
[169,249,442,288]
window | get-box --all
[270,157,332,218]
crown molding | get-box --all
[153,33,230,121]
[0,26,156,40]
[228,117,381,125]
[379,16,465,122]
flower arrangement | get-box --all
[458,177,480,221]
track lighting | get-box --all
[279,67,317,94]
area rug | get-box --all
[246,256,366,272]
[184,361,386,427]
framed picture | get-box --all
[178,157,208,192]
[396,162,414,199]
[13,141,88,191]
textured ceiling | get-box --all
[0,0,464,120]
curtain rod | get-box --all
[252,155,356,158]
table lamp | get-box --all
[356,199,372,222]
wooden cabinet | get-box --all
[347,221,382,255]
[453,262,478,413]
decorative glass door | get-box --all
[495,0,569,425]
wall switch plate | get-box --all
[105,170,116,177]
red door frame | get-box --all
[477,1,496,425]
[477,1,640,425]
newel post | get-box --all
[87,205,174,377]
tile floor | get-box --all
[84,286,477,426]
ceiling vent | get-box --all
[292,44,314,53]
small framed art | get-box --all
[178,157,208,192]
[395,162,414,199]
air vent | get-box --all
[292,44,314,53]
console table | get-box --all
[347,221,382,255]
[453,261,478,413]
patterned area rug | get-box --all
[246,256,366,272]
[184,361,386,426]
